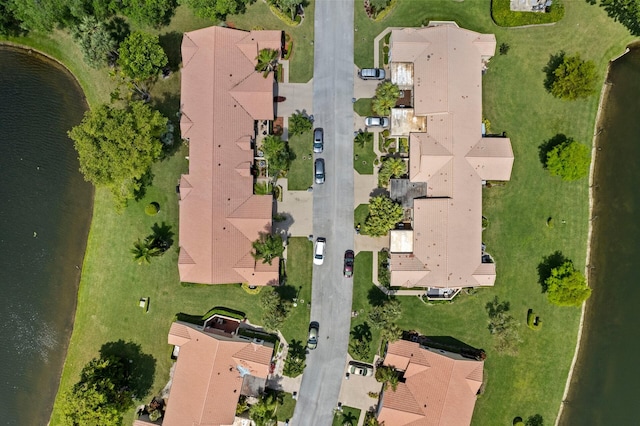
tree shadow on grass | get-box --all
[151,222,174,251]
[99,340,156,399]
[367,285,388,307]
[275,284,298,302]
[538,133,570,167]
[351,322,372,342]
[537,251,569,292]
[288,339,307,359]
[542,51,565,93]
[158,31,183,72]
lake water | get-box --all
[0,46,93,425]
[559,45,640,425]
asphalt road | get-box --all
[290,0,355,424]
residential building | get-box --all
[135,320,274,426]
[386,23,514,299]
[178,26,281,285]
[377,340,484,426]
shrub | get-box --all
[547,217,554,228]
[527,309,543,330]
[374,0,398,21]
[482,216,489,229]
[368,391,379,398]
[241,283,262,295]
[491,0,565,27]
[382,130,390,138]
[201,306,246,321]
[268,4,300,26]
[145,202,160,216]
[499,43,510,55]
[384,32,391,44]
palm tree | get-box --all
[378,157,407,186]
[255,48,279,77]
[375,365,399,391]
[131,238,162,265]
[252,234,284,265]
[354,131,373,148]
[249,393,278,426]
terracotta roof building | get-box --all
[178,26,281,285]
[146,322,273,426]
[387,23,514,296]
[377,340,484,426]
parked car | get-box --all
[365,116,389,128]
[313,128,324,153]
[314,158,325,184]
[307,321,319,350]
[348,361,374,376]
[358,68,385,80]
[314,237,326,265]
[343,250,354,278]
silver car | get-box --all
[365,116,389,128]
[313,128,324,153]
[314,158,325,184]
[307,322,319,350]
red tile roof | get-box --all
[379,340,484,426]
[178,26,281,285]
[164,322,273,425]
[388,24,514,290]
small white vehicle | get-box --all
[314,237,326,265]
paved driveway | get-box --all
[291,0,356,425]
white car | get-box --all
[365,116,389,128]
[314,237,326,265]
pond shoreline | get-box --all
[555,45,631,425]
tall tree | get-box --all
[249,393,278,426]
[545,139,590,181]
[378,157,407,186]
[372,81,400,116]
[183,0,250,20]
[259,290,291,331]
[367,299,401,329]
[0,1,23,35]
[251,233,284,265]
[485,296,521,355]
[544,52,597,100]
[131,238,162,265]
[288,111,313,136]
[375,365,399,391]
[68,101,167,210]
[545,261,591,307]
[7,0,68,32]
[72,16,118,68]
[362,195,403,237]
[122,0,176,27]
[61,355,133,426]
[118,30,168,83]
[255,48,279,77]
[261,135,293,176]
[354,131,373,148]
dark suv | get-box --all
[358,68,385,80]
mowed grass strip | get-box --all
[352,1,634,424]
[288,131,314,190]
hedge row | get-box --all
[201,306,246,321]
[491,0,564,27]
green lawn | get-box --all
[352,1,634,425]
[279,237,313,345]
[349,252,383,363]
[287,131,314,190]
[354,204,370,233]
[275,391,297,421]
[354,137,377,174]
[354,98,374,116]
[332,406,362,426]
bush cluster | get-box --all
[491,0,565,27]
